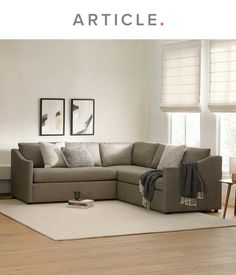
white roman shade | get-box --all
[209,40,236,112]
[160,41,201,112]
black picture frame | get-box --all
[40,98,65,136]
[71,98,95,135]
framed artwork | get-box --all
[71,99,95,135]
[40,98,65,136]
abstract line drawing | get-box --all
[40,98,65,136]
[71,99,95,135]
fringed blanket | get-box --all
[180,162,204,207]
[139,170,163,209]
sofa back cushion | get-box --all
[132,142,158,168]
[18,143,44,168]
[151,143,166,168]
[182,147,210,163]
[100,143,133,166]
[65,142,102,166]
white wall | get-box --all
[0,40,150,165]
[147,41,169,144]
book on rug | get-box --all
[68,199,94,208]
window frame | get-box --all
[170,112,201,147]
[216,113,236,175]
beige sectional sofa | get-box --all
[11,142,222,213]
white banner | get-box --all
[0,0,235,39]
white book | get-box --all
[67,204,94,209]
[68,199,94,207]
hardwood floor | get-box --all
[1,209,236,275]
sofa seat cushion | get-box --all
[33,167,116,183]
[109,165,164,191]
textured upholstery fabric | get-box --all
[157,145,186,169]
[65,142,102,166]
[109,165,164,191]
[11,149,34,203]
[40,142,66,168]
[151,143,166,168]
[100,143,133,166]
[18,143,44,168]
[61,147,95,168]
[132,142,158,168]
[182,147,210,163]
[12,146,222,213]
[32,181,117,202]
[33,167,116,183]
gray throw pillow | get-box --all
[65,142,102,166]
[61,147,95,168]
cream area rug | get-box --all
[0,199,235,241]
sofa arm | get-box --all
[197,156,222,182]
[197,155,222,207]
[162,156,222,212]
[11,149,33,203]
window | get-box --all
[171,113,201,147]
[209,41,236,172]
[161,41,201,112]
[161,42,202,149]
[218,113,236,172]
[209,40,236,112]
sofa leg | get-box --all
[214,209,219,213]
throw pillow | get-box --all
[61,147,95,168]
[65,142,102,166]
[157,144,186,170]
[40,142,66,168]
